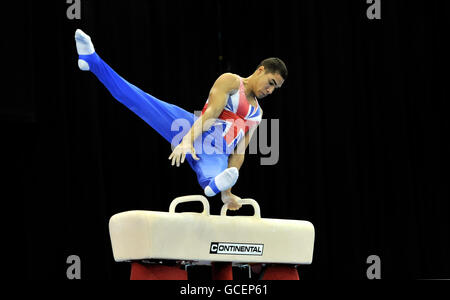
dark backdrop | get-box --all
[2,0,448,280]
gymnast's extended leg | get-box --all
[75,29,194,144]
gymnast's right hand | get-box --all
[168,139,200,167]
[221,191,242,211]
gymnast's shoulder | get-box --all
[212,73,241,92]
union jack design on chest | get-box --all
[202,77,263,148]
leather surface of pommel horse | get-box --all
[109,195,315,280]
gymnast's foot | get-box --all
[75,29,95,71]
[204,167,239,197]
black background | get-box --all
[1,0,449,280]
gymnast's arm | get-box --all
[222,125,258,196]
[169,73,240,167]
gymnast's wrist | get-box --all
[222,189,232,196]
[181,135,194,146]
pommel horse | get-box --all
[109,195,315,280]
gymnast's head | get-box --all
[252,57,287,99]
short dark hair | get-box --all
[257,58,288,80]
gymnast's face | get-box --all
[254,67,285,99]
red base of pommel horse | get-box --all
[109,196,315,280]
[129,261,300,280]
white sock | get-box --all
[75,29,95,71]
[204,167,239,197]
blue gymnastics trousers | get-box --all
[79,53,229,190]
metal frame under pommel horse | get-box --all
[109,195,315,280]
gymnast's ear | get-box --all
[255,65,266,75]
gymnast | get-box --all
[75,29,287,211]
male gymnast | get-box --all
[75,29,287,210]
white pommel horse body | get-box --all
[109,195,315,280]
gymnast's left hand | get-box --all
[168,139,200,167]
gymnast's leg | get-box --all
[186,151,239,197]
[75,29,193,144]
